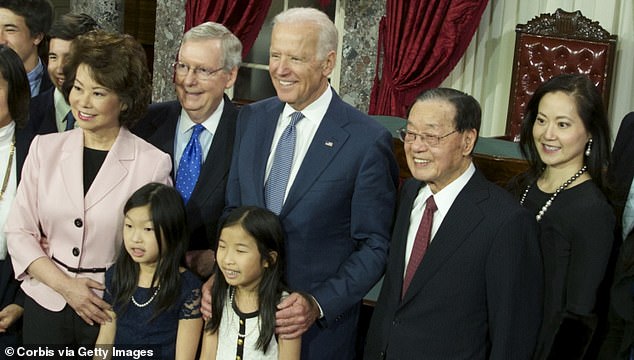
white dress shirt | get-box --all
[404,163,476,275]
[54,88,72,132]
[264,87,333,203]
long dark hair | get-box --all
[517,73,610,192]
[0,45,29,128]
[110,183,189,319]
[206,206,287,354]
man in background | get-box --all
[28,13,99,134]
[0,0,53,97]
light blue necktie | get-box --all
[265,112,304,215]
[65,111,75,131]
[176,124,205,203]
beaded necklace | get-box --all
[0,134,15,201]
[520,165,587,222]
[131,285,160,308]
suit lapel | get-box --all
[252,101,284,205]
[60,129,87,213]
[147,103,180,157]
[189,99,238,205]
[280,95,350,217]
[84,128,133,210]
[400,172,488,305]
[15,126,33,184]
[389,179,422,301]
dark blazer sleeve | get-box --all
[598,229,634,360]
[609,112,634,222]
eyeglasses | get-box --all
[397,128,458,146]
[172,62,224,80]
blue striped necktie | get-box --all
[176,124,205,203]
[265,112,304,215]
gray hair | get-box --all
[181,21,242,70]
[273,7,338,60]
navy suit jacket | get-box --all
[225,91,399,359]
[365,172,543,360]
[28,87,58,135]
[132,95,238,251]
[34,68,53,98]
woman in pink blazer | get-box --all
[6,31,172,346]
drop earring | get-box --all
[585,138,593,156]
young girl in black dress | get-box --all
[95,183,203,359]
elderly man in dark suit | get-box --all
[364,88,543,360]
[132,22,241,279]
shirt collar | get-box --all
[54,88,71,118]
[421,162,476,216]
[178,97,225,135]
[27,58,44,94]
[282,86,332,123]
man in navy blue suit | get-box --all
[364,88,542,359]
[222,7,398,359]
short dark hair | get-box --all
[519,73,610,191]
[61,30,151,128]
[110,183,189,319]
[49,13,99,41]
[0,45,29,128]
[0,0,53,37]
[410,87,482,134]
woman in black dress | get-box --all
[511,74,615,359]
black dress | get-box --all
[522,180,615,359]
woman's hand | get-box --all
[59,277,112,326]
[0,304,23,332]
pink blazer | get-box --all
[6,127,172,311]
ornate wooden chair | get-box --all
[505,9,617,141]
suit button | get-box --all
[72,247,80,257]
[74,218,83,227]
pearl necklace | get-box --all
[520,165,587,222]
[131,285,160,307]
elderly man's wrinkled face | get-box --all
[175,39,237,123]
[268,22,334,111]
[405,99,476,193]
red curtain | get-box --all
[185,0,273,58]
[369,0,489,117]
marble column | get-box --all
[70,0,124,33]
[152,0,185,102]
